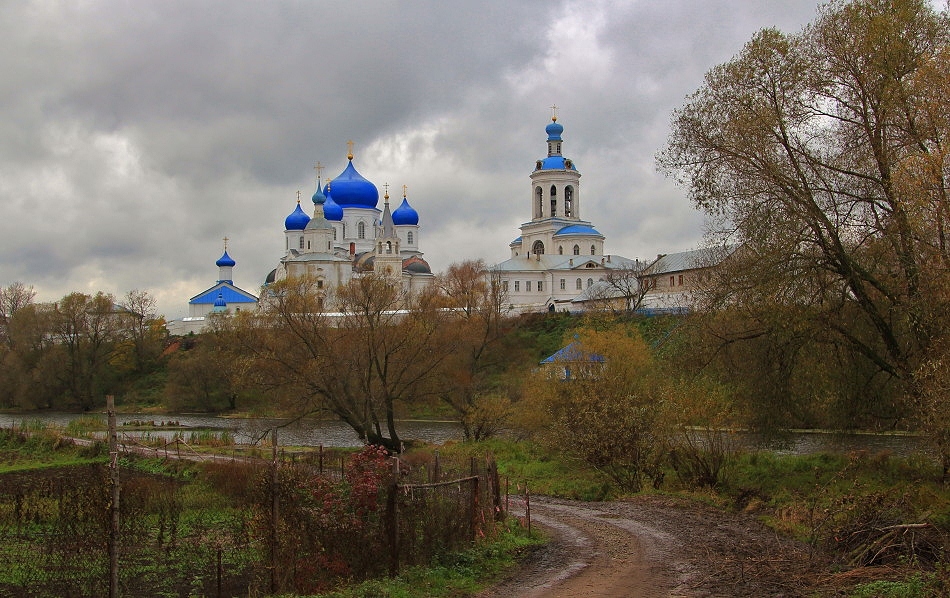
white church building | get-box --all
[491,116,641,312]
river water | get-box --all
[0,412,462,448]
[0,412,933,455]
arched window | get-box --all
[407,231,414,244]
[386,241,392,254]
[576,278,582,290]
[342,223,347,238]
[565,186,574,217]
[550,185,557,217]
[590,245,596,255]
[558,246,563,255]
[299,236,304,249]
[532,240,545,255]
[358,221,366,239]
[573,245,580,255]
[587,278,593,288]
[535,187,543,218]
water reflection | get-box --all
[0,412,462,448]
[0,412,933,455]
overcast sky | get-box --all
[0,0,823,319]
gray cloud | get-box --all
[0,0,821,318]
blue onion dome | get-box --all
[213,292,227,308]
[285,201,311,230]
[392,196,419,226]
[311,185,326,206]
[546,118,563,141]
[324,159,378,208]
[215,250,236,268]
[323,186,344,221]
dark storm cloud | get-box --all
[0,0,822,318]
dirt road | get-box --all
[480,495,814,598]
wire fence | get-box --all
[0,428,507,597]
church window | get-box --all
[307,240,311,250]
[286,237,289,250]
[535,187,543,218]
[358,221,366,239]
[502,280,508,292]
[558,246,563,255]
[342,223,347,238]
[573,245,580,255]
[299,236,304,249]
[550,185,557,217]
[587,278,593,288]
[386,241,392,254]
[532,240,544,255]
[333,228,337,241]
[560,279,565,290]
[526,281,531,292]
[565,186,574,217]
[515,281,520,292]
[576,278,582,290]
[407,231,414,244]
[679,274,684,286]
[670,276,675,287]
[317,279,324,289]
[538,280,543,292]
[590,245,595,255]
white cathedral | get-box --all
[264,146,433,296]
[167,113,707,334]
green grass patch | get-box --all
[308,519,544,598]
[418,439,613,501]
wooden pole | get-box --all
[270,427,278,594]
[107,395,119,598]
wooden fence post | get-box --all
[471,476,480,542]
[107,395,119,598]
[525,483,531,536]
[270,427,278,594]
[387,482,399,576]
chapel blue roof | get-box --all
[284,202,311,230]
[189,283,258,305]
[392,197,419,225]
[546,119,564,141]
[539,341,605,364]
[323,191,343,221]
[554,224,603,237]
[215,250,236,268]
[324,160,379,208]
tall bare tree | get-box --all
[437,260,514,440]
[231,275,456,451]
[659,0,950,419]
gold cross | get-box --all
[346,140,354,160]
[402,184,408,197]
[550,104,559,121]
[296,190,301,203]
[314,161,324,182]
[223,236,229,251]
[383,182,390,198]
